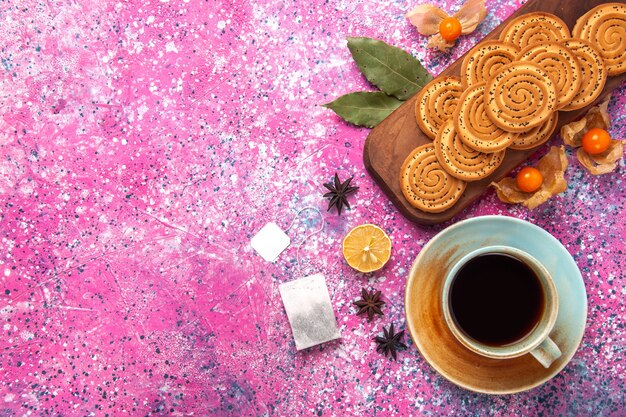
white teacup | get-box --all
[441,245,561,368]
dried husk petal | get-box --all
[576,140,624,175]
[406,5,449,35]
[455,0,487,34]
[427,34,455,51]
[492,146,568,209]
[561,96,611,147]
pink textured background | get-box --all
[1,0,625,415]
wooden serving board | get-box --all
[364,0,626,225]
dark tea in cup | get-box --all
[448,252,545,346]
[441,244,561,368]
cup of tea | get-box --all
[441,245,561,368]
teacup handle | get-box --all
[530,337,561,368]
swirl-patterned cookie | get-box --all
[399,144,466,213]
[454,82,517,152]
[499,12,570,49]
[485,62,557,133]
[434,120,505,181]
[460,40,520,89]
[572,3,626,76]
[509,112,559,150]
[559,39,607,111]
[415,77,463,139]
[516,42,583,110]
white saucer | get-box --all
[404,215,588,394]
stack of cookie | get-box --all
[400,3,626,213]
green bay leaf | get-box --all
[323,91,403,128]
[347,37,432,100]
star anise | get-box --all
[322,173,359,215]
[374,323,407,361]
[354,288,385,321]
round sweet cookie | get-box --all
[460,40,520,89]
[454,82,518,152]
[499,12,570,50]
[509,112,558,150]
[559,39,607,111]
[399,143,466,213]
[572,3,626,76]
[434,119,505,182]
[485,61,557,133]
[415,76,464,140]
[516,42,583,110]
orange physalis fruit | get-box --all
[492,146,568,209]
[516,167,544,193]
[560,97,623,175]
[582,128,611,155]
[439,17,462,41]
[407,0,487,51]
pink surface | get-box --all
[1,0,625,415]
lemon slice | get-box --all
[342,224,392,273]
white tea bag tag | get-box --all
[251,222,290,262]
[279,273,341,350]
